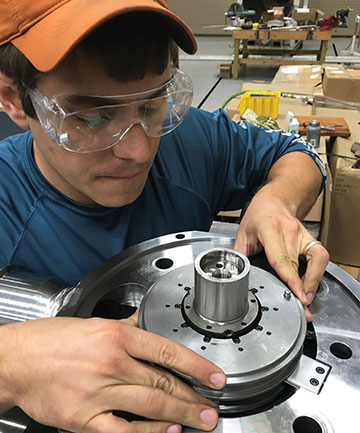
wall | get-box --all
[168,0,359,36]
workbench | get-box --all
[232,29,332,79]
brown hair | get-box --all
[0,12,177,118]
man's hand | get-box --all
[0,314,226,433]
[234,197,329,322]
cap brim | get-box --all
[12,0,197,71]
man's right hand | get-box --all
[0,315,226,433]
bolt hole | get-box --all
[250,288,258,293]
[259,285,264,289]
[330,342,352,360]
[165,304,170,308]
[175,234,185,239]
[216,263,223,268]
[262,306,269,312]
[266,331,272,336]
[173,329,178,333]
[293,416,323,433]
[310,378,319,386]
[185,305,191,309]
[155,258,174,270]
[178,283,183,287]
[238,347,244,352]
[201,346,206,350]
[241,322,247,326]
[250,299,256,303]
[273,307,279,311]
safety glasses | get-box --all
[28,68,193,153]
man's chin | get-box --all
[91,189,143,208]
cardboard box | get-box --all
[337,264,360,282]
[262,7,284,24]
[272,65,323,90]
[291,8,323,24]
[218,63,232,79]
[320,135,360,267]
[323,66,360,103]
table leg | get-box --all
[233,38,240,79]
[318,40,328,63]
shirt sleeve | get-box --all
[208,109,326,214]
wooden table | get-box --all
[232,29,332,79]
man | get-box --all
[0,1,329,432]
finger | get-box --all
[301,244,329,305]
[256,228,305,302]
[121,326,226,390]
[84,412,182,433]
[113,354,218,408]
[106,385,219,431]
[304,305,313,323]
[122,309,139,327]
[133,358,218,406]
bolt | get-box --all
[310,378,319,386]
[284,289,292,299]
[316,367,325,375]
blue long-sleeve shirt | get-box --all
[0,108,325,286]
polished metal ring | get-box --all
[303,240,322,256]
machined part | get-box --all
[286,354,331,394]
[140,256,306,409]
[0,267,72,324]
[193,248,250,322]
[0,231,359,433]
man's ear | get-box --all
[0,71,30,130]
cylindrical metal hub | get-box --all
[194,248,250,322]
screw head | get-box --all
[284,289,292,299]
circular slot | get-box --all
[330,342,353,360]
[293,416,323,433]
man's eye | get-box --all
[76,112,110,129]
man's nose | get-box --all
[111,123,152,163]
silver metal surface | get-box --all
[286,354,331,394]
[140,256,307,409]
[0,231,359,433]
[0,267,73,324]
[193,248,250,322]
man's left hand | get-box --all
[234,197,329,322]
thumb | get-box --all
[122,308,139,327]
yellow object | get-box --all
[238,91,280,119]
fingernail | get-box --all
[167,424,182,433]
[209,372,226,388]
[200,408,218,426]
[306,292,314,304]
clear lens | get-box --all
[29,69,193,153]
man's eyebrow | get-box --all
[63,82,169,106]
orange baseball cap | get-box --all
[0,0,197,71]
